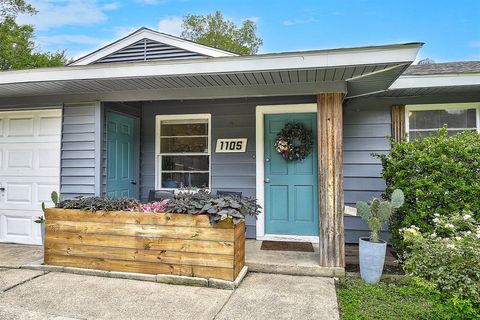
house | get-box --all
[0,28,479,270]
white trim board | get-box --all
[0,43,421,85]
[255,103,317,240]
[391,73,480,90]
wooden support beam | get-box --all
[317,93,345,268]
[391,105,406,142]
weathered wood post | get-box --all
[391,105,406,142]
[317,93,345,268]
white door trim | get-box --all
[255,103,318,242]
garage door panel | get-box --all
[0,109,61,245]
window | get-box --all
[406,103,480,140]
[155,114,211,189]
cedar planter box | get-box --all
[44,208,245,281]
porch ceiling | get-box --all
[0,43,422,103]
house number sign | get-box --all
[215,138,248,153]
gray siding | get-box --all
[140,97,314,238]
[342,102,391,243]
[60,102,100,199]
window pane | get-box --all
[162,172,209,188]
[162,155,209,171]
[160,137,208,153]
[440,109,471,128]
[161,122,207,136]
[409,108,476,130]
[409,110,440,129]
[467,109,477,128]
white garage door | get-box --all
[0,109,61,245]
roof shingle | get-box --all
[404,61,480,75]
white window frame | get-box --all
[155,114,211,191]
[405,102,480,140]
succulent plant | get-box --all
[356,189,405,242]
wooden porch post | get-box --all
[391,105,406,142]
[317,93,345,268]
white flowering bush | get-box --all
[401,212,480,313]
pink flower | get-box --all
[139,199,170,213]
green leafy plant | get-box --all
[401,213,480,317]
[374,127,480,252]
[57,197,142,212]
[356,189,404,242]
[164,190,260,225]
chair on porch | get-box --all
[148,190,175,202]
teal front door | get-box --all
[264,113,319,236]
[106,112,137,198]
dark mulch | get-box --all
[345,263,405,275]
[345,243,405,275]
[260,240,314,252]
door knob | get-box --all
[264,178,270,183]
[265,158,270,162]
[130,180,137,185]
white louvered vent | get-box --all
[94,39,207,64]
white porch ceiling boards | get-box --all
[0,43,422,103]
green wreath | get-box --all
[274,122,313,161]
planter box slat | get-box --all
[46,220,235,242]
[47,209,233,228]
[46,254,235,280]
[46,242,234,268]
[45,208,245,281]
[46,231,235,255]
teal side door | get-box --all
[106,112,137,198]
[264,113,319,236]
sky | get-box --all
[17,0,480,63]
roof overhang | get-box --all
[0,43,422,105]
[377,73,480,97]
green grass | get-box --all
[337,277,442,320]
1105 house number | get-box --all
[215,138,248,153]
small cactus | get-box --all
[356,189,404,242]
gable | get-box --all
[94,38,207,64]
[70,27,237,66]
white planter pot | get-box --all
[359,237,386,284]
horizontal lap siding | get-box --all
[141,97,314,238]
[343,103,391,243]
[61,103,98,199]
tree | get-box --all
[181,11,263,55]
[0,0,35,19]
[0,0,68,70]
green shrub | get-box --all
[374,128,480,251]
[402,212,480,317]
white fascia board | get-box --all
[0,44,421,85]
[70,29,237,66]
[390,73,480,89]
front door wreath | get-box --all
[274,122,313,161]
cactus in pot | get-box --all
[356,189,404,283]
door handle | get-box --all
[130,180,137,185]
[264,178,270,183]
[0,187,5,191]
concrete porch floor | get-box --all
[245,240,345,277]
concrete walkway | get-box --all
[0,243,339,320]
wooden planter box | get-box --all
[44,208,245,281]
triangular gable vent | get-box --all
[94,38,207,64]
